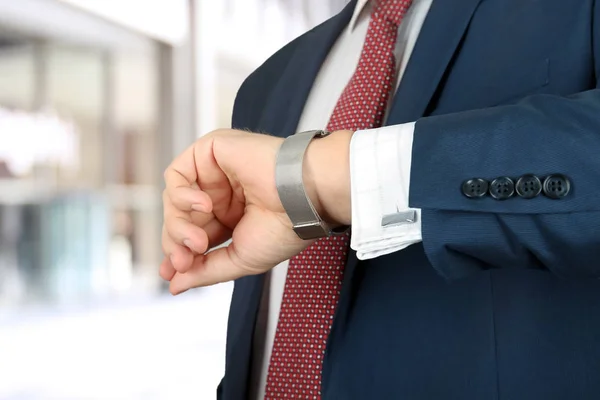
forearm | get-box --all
[303,129,353,226]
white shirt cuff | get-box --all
[349,122,423,260]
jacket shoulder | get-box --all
[230,3,352,129]
[230,34,304,130]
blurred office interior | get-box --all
[0,0,347,399]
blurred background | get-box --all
[0,0,348,398]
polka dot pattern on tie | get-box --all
[265,1,413,398]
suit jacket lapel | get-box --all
[259,0,358,138]
[387,0,484,125]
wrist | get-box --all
[304,129,353,226]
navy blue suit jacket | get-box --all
[218,0,600,398]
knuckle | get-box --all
[163,166,172,181]
[161,230,176,255]
[161,233,169,254]
[162,199,173,219]
[166,216,191,241]
[164,216,178,233]
[169,188,184,205]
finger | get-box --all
[169,245,248,294]
[162,225,194,273]
[192,216,233,250]
[167,188,217,240]
[165,215,210,254]
[168,186,213,213]
[163,187,216,250]
[162,195,232,273]
[164,136,228,205]
[164,144,199,190]
[163,191,210,254]
[187,135,243,228]
[159,256,176,281]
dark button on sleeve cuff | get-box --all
[462,178,489,198]
[489,177,515,200]
[515,174,542,199]
[543,174,571,199]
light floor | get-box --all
[0,283,233,400]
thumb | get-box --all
[168,244,248,294]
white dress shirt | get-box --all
[250,0,432,398]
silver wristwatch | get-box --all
[275,130,341,240]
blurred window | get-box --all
[0,37,163,309]
[0,40,34,110]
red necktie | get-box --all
[265,1,413,398]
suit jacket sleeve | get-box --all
[411,78,600,279]
[406,1,600,279]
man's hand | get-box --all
[160,129,352,294]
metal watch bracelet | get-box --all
[275,130,340,240]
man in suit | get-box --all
[160,0,600,398]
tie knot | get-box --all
[373,0,413,26]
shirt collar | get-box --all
[348,0,371,33]
[348,0,420,33]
